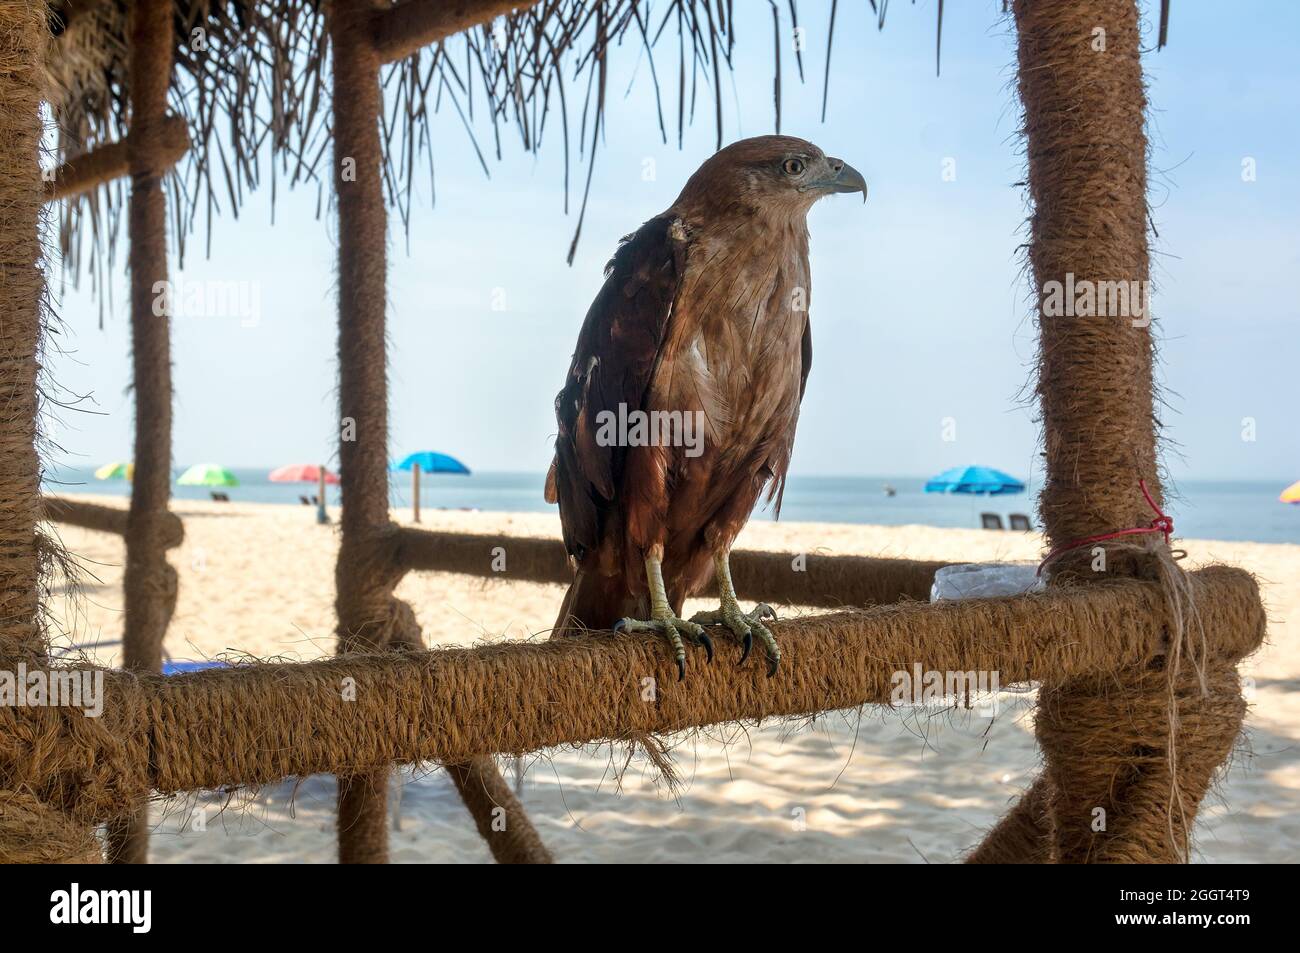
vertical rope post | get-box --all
[328,0,549,863]
[1014,0,1157,864]
[1019,0,1162,560]
[0,0,49,662]
[0,0,102,866]
[107,0,176,864]
[1011,0,1241,863]
[330,0,397,863]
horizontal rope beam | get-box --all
[1,566,1262,824]
[43,115,189,202]
[43,497,183,549]
[372,0,543,64]
[394,528,949,608]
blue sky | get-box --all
[45,1,1299,482]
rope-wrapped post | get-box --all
[994,0,1252,864]
[1037,663,1246,862]
[329,0,393,863]
[0,0,103,865]
[1021,0,1164,573]
[965,777,1054,863]
[107,0,176,865]
[327,0,547,863]
[0,0,48,663]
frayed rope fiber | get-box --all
[0,790,101,863]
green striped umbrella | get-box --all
[176,463,239,487]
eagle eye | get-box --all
[781,157,805,176]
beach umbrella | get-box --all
[392,451,471,475]
[392,451,470,523]
[94,461,133,481]
[176,463,239,487]
[270,463,338,523]
[925,466,1025,527]
[924,465,1025,496]
[269,464,340,485]
[1280,480,1300,504]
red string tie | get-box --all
[1036,479,1172,577]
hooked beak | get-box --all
[811,157,867,202]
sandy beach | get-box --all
[44,496,1298,863]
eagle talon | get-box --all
[691,600,778,671]
[612,612,708,679]
[750,617,781,676]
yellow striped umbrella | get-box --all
[1280,480,1300,504]
[94,461,133,481]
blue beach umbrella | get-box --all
[391,451,470,523]
[391,451,471,475]
[924,465,1025,496]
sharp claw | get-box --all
[698,632,714,663]
[739,630,752,665]
[766,656,780,678]
[613,618,628,633]
[761,605,778,622]
[677,658,686,681]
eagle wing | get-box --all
[546,214,688,562]
[758,314,812,519]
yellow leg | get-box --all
[613,552,712,681]
[690,549,781,675]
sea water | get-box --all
[42,467,1299,545]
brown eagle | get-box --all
[545,135,866,679]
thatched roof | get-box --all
[43,0,1175,281]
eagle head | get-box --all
[674,135,867,220]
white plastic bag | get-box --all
[930,562,1044,602]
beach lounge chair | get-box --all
[980,512,1004,530]
[1009,513,1033,531]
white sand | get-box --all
[45,497,1299,863]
